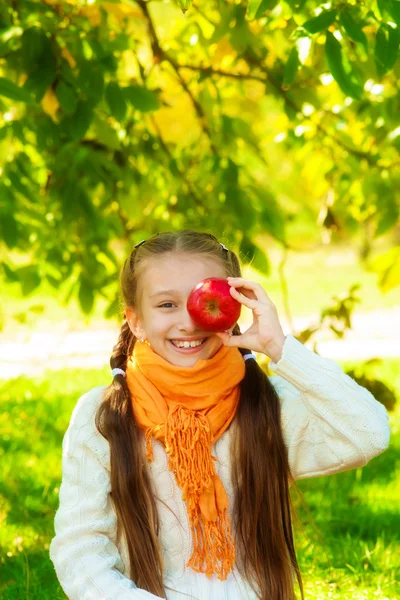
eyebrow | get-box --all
[150,289,179,299]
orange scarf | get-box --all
[125,340,246,580]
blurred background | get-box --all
[0,0,399,598]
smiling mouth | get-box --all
[169,338,208,350]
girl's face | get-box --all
[126,252,233,367]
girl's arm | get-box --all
[49,387,164,600]
[268,335,390,480]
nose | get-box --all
[178,309,201,333]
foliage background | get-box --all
[1,0,400,318]
[1,0,400,598]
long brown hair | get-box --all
[95,230,304,599]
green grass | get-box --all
[0,360,399,599]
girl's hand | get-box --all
[215,277,286,363]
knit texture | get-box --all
[49,335,390,600]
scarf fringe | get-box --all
[146,405,235,579]
[186,506,235,580]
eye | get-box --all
[159,302,175,308]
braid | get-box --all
[110,318,135,381]
[96,316,165,597]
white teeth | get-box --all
[171,339,205,348]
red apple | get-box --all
[187,277,241,332]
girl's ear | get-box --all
[125,306,146,340]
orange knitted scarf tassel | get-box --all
[145,405,235,580]
[126,340,246,580]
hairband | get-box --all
[134,237,229,253]
[111,368,126,377]
[111,352,255,378]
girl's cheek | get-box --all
[159,314,174,330]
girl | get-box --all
[50,230,390,600]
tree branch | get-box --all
[149,115,208,209]
[136,1,391,169]
[136,0,218,155]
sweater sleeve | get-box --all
[268,335,390,480]
[49,387,164,600]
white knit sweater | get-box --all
[49,335,390,600]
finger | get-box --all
[215,331,233,346]
[215,331,242,348]
[229,286,259,311]
[228,277,271,304]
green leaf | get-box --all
[14,153,36,185]
[74,187,97,220]
[55,80,78,113]
[35,114,61,149]
[375,201,399,237]
[104,294,120,319]
[228,188,256,229]
[283,46,300,88]
[302,10,337,34]
[92,116,121,150]
[78,61,104,105]
[246,0,263,21]
[375,25,400,77]
[381,261,400,293]
[105,81,127,121]
[377,0,389,19]
[230,8,250,55]
[239,236,270,275]
[169,158,180,178]
[255,0,279,19]
[22,67,56,102]
[239,235,258,264]
[325,32,363,99]
[21,27,49,72]
[369,247,400,293]
[389,0,400,25]
[16,265,42,295]
[123,85,160,112]
[176,0,193,14]
[374,181,399,237]
[79,276,95,314]
[250,246,271,275]
[0,182,15,210]
[246,0,279,21]
[283,94,297,120]
[1,262,20,283]
[0,212,18,248]
[233,117,259,147]
[256,193,287,244]
[0,77,34,103]
[339,9,368,52]
[387,25,400,69]
[222,158,239,188]
[375,23,400,77]
[375,26,387,77]
[286,0,307,9]
[46,274,63,289]
[28,304,45,314]
[7,171,36,203]
[0,124,8,141]
[63,100,93,139]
